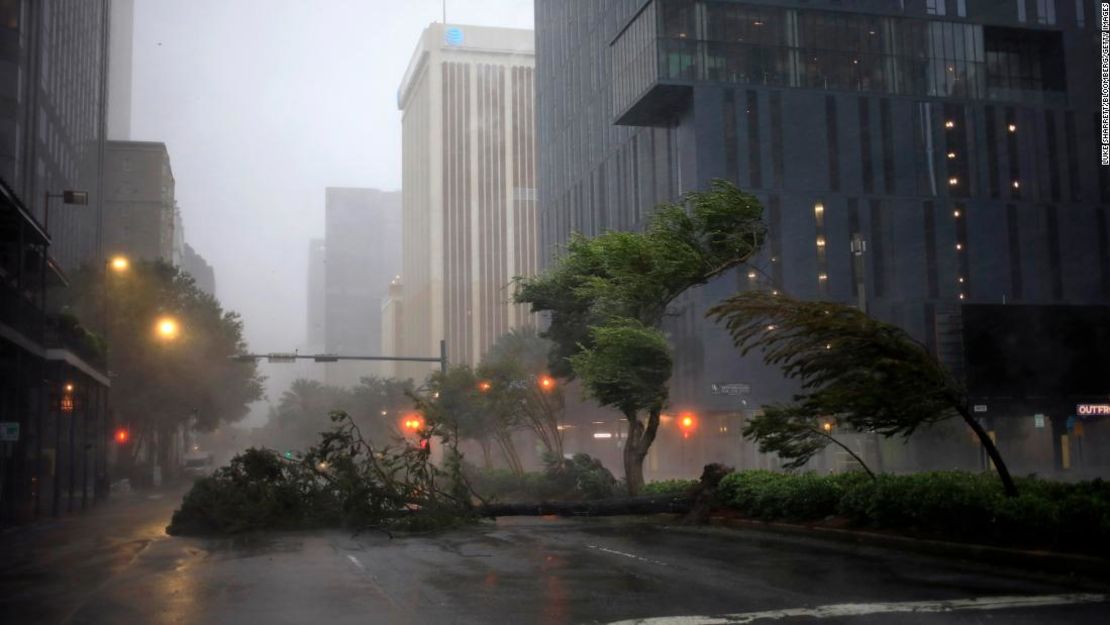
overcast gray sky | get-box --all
[130,0,534,424]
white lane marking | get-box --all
[604,593,1109,625]
[346,554,365,570]
[587,544,669,567]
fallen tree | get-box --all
[479,494,692,517]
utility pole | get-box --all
[443,0,447,24]
[850,233,868,314]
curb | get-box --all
[708,516,1110,583]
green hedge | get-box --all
[716,470,1110,556]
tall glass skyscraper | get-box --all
[535,0,1108,472]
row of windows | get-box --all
[646,2,1067,102]
[756,195,1110,306]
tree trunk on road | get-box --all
[480,494,692,518]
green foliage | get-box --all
[569,319,672,418]
[515,180,766,494]
[740,407,833,470]
[710,291,958,438]
[260,376,413,451]
[709,291,1017,496]
[515,180,766,378]
[167,448,340,534]
[641,479,699,496]
[715,471,1110,555]
[62,261,263,455]
[168,412,475,535]
[478,327,565,459]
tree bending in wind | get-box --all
[708,290,1019,497]
[515,180,766,494]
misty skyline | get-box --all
[129,0,534,419]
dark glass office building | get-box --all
[535,0,1108,474]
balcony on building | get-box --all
[610,0,1069,128]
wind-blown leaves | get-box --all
[709,290,1018,496]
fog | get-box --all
[130,1,534,426]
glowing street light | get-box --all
[109,255,130,272]
[155,316,180,341]
[538,375,556,392]
[477,380,492,393]
[401,414,424,432]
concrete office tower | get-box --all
[306,238,326,352]
[183,243,216,297]
[108,0,134,140]
[397,23,539,375]
[323,188,401,387]
[0,1,111,271]
[102,141,176,262]
[380,276,404,379]
[536,1,1108,472]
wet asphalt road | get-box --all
[1,490,1107,625]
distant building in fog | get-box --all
[380,276,404,378]
[0,1,111,271]
[183,243,216,297]
[323,187,401,386]
[397,23,538,374]
[102,141,176,263]
[306,238,326,352]
[108,0,134,140]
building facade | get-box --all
[182,242,215,297]
[323,187,401,386]
[305,237,326,352]
[535,0,1109,475]
[397,23,539,372]
[102,140,176,263]
[0,0,112,272]
[107,0,133,140]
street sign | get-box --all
[1033,414,1045,429]
[1076,404,1110,417]
[0,422,20,441]
[267,353,297,363]
[710,383,751,396]
[973,404,988,413]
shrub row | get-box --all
[715,470,1110,556]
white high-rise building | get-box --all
[397,23,538,374]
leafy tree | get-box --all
[261,376,415,453]
[478,326,565,461]
[569,319,672,493]
[516,180,766,493]
[424,365,523,474]
[708,290,1018,497]
[63,261,263,478]
[740,407,875,478]
[266,379,351,451]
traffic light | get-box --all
[114,427,130,444]
[679,412,696,439]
